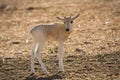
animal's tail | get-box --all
[26,28,34,44]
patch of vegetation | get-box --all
[6,6,18,11]
[0,3,6,10]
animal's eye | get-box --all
[71,21,73,23]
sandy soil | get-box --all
[0,0,120,80]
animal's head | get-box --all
[56,14,80,32]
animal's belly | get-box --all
[47,33,58,41]
[46,29,71,41]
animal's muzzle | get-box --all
[65,29,69,32]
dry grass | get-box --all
[0,0,120,80]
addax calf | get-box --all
[30,14,79,74]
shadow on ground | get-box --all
[0,51,119,80]
[25,51,120,80]
[26,72,63,80]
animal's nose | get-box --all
[66,29,69,32]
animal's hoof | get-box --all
[43,71,49,74]
[59,69,64,72]
[59,67,64,72]
[42,69,48,74]
[30,73,35,76]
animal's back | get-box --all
[30,23,71,41]
[30,23,60,41]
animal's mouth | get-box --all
[65,29,69,32]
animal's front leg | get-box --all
[58,41,64,71]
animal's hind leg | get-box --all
[31,43,38,74]
[36,37,48,73]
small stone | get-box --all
[25,39,29,43]
[84,41,92,44]
[75,48,86,53]
[27,7,35,11]
[78,24,81,28]
[12,41,20,44]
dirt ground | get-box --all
[0,0,120,80]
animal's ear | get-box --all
[56,17,64,21]
[72,13,80,20]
